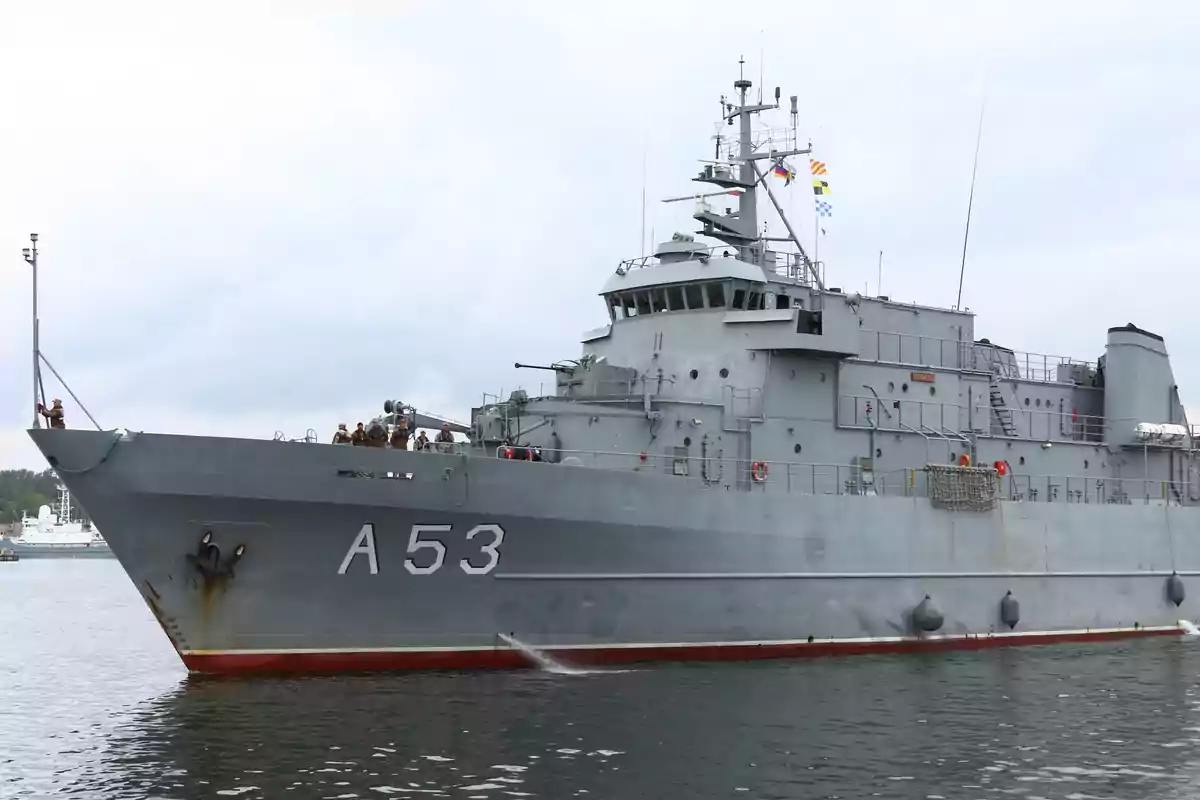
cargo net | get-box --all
[925,464,999,512]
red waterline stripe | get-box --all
[180,626,1184,676]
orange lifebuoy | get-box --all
[994,459,1009,476]
[751,461,769,482]
[958,453,971,467]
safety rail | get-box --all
[494,446,909,496]
[988,351,1096,385]
[617,244,815,286]
[274,429,319,443]
[409,440,466,454]
[857,331,971,371]
[841,394,1158,444]
[487,446,1198,506]
[970,403,1107,442]
[857,330,1095,385]
[999,473,1192,505]
[322,439,472,454]
[839,393,964,434]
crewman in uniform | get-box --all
[366,420,387,448]
[332,423,352,444]
[390,417,410,450]
[350,422,367,446]
[413,430,429,452]
[37,398,66,429]
[434,422,455,452]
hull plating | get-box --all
[28,429,1200,675]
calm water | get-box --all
[6,562,1200,799]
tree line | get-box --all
[0,468,77,524]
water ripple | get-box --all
[5,561,1200,798]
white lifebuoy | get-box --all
[751,461,769,482]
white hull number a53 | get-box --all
[337,523,505,576]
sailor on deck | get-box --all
[366,420,387,448]
[434,423,455,453]
[390,418,410,450]
[350,422,367,446]
[37,398,65,429]
[332,424,352,444]
[413,430,429,452]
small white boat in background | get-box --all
[0,484,113,559]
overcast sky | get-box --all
[2,0,1199,469]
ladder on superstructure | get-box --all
[988,371,1018,437]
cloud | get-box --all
[3,0,1200,468]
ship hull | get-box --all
[27,428,1199,676]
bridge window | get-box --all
[747,290,762,310]
[731,287,746,309]
[666,286,685,311]
[705,282,727,308]
[609,283,742,318]
[777,294,790,309]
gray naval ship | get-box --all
[26,64,1200,676]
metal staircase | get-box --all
[988,373,1018,436]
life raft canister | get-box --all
[994,459,1009,476]
[751,461,769,482]
[958,453,971,467]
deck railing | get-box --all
[482,446,1194,506]
[839,393,965,435]
[322,438,1193,505]
[858,330,1095,385]
[617,245,815,285]
[838,392,1125,444]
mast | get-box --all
[956,97,986,310]
[733,59,758,253]
[685,58,823,288]
[22,234,40,427]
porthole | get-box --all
[820,373,827,383]
[1024,398,1030,406]
[875,448,882,458]
[1035,398,1042,408]
[689,369,698,380]
[793,444,802,455]
[1084,459,1089,469]
[888,381,895,391]
[684,436,692,447]
[1019,456,1026,465]
[901,383,909,392]
[719,367,729,379]
[929,386,936,396]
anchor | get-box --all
[186,529,247,583]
